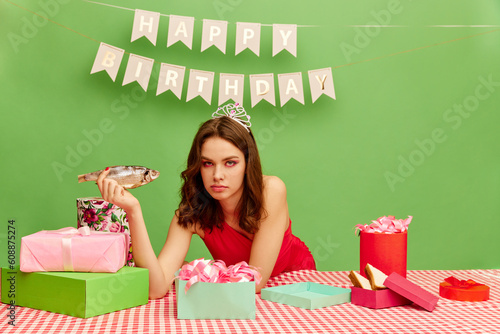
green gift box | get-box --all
[261,282,351,310]
[1,266,149,318]
[175,278,255,319]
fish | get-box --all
[78,166,160,189]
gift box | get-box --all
[439,276,489,301]
[174,259,259,319]
[261,283,351,310]
[77,197,134,266]
[175,278,255,319]
[384,272,439,312]
[350,286,412,309]
[1,266,149,318]
[20,226,129,273]
[356,216,412,278]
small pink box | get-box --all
[20,227,129,273]
[384,272,439,312]
[350,287,412,309]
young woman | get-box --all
[97,104,315,299]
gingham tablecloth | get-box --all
[1,269,499,333]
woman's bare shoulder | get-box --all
[263,175,287,196]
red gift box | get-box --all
[439,276,489,302]
[359,231,407,278]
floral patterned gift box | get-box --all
[77,197,134,266]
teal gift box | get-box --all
[175,277,255,319]
[1,266,149,318]
[261,282,351,310]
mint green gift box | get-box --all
[261,282,351,310]
[175,277,255,319]
[1,266,148,318]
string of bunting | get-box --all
[90,42,335,107]
[88,4,335,107]
[131,9,299,57]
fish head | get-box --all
[144,169,160,184]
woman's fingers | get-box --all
[96,167,111,193]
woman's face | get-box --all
[200,137,246,208]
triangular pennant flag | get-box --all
[201,19,228,54]
[90,43,124,82]
[131,9,160,46]
[278,72,304,106]
[249,73,276,107]
[272,24,297,57]
[122,54,154,91]
[308,67,336,103]
[167,15,195,49]
[157,63,186,99]
[219,73,244,106]
[186,69,214,104]
[235,22,261,56]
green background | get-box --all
[1,0,499,271]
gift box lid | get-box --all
[261,282,351,310]
[384,272,439,312]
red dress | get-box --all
[202,220,316,277]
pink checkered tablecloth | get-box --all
[1,269,499,333]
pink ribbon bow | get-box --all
[355,215,412,234]
[177,258,262,294]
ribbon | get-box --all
[38,226,126,271]
[444,276,483,288]
[355,215,412,234]
[176,258,262,294]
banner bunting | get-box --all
[278,72,305,106]
[250,73,276,107]
[308,68,336,102]
[131,9,160,46]
[167,15,195,49]
[186,69,215,104]
[90,42,125,82]
[90,44,334,106]
[122,54,154,91]
[157,63,186,99]
[219,74,244,106]
[201,19,228,54]
[235,22,261,56]
[273,24,297,57]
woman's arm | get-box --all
[248,176,289,293]
[96,169,193,299]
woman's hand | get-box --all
[96,167,140,212]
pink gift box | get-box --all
[20,227,129,273]
[350,287,412,309]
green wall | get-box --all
[1,0,499,271]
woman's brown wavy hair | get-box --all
[177,116,265,234]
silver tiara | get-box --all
[212,103,251,132]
